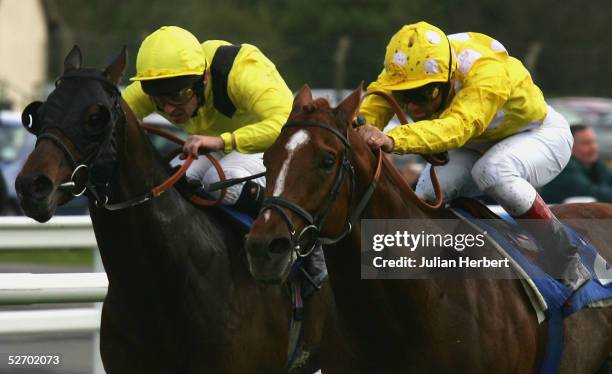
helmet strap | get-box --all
[440,36,455,109]
[191,75,206,118]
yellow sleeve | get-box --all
[388,60,510,154]
[358,76,396,130]
[122,81,156,121]
[224,51,293,154]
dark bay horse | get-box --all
[245,85,612,373]
[15,46,333,373]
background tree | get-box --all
[48,0,612,97]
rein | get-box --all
[83,125,228,211]
[359,90,445,210]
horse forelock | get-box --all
[292,97,333,119]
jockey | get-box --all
[357,21,590,291]
[123,26,292,217]
[123,26,327,294]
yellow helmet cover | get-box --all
[379,21,456,91]
[131,26,206,81]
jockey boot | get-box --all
[234,181,264,219]
[515,194,591,291]
[299,243,328,299]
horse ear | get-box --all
[334,81,363,127]
[64,45,83,72]
[290,84,313,116]
[104,46,128,85]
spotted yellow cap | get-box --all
[378,22,456,91]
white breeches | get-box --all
[415,106,573,216]
[186,151,266,205]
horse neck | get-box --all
[325,131,447,319]
[89,101,224,284]
[349,131,436,220]
[111,100,164,198]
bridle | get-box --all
[23,69,228,211]
[23,70,126,206]
[261,119,383,257]
[259,91,445,257]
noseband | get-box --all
[261,119,382,257]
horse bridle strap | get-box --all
[59,70,120,96]
[263,196,315,226]
[38,132,79,169]
[283,120,352,148]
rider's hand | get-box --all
[181,135,225,159]
[356,124,394,153]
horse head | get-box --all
[15,46,127,222]
[245,83,376,283]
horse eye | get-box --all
[88,106,110,126]
[320,154,336,170]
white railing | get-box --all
[0,307,102,334]
[0,216,96,249]
[0,272,107,305]
[0,215,105,332]
[0,215,105,373]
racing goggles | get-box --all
[393,83,444,105]
[151,86,196,109]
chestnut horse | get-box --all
[15,47,333,373]
[245,85,612,373]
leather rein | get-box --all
[54,122,228,211]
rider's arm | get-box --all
[388,60,510,154]
[122,81,156,121]
[222,51,294,154]
[359,80,397,130]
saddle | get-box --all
[450,197,612,374]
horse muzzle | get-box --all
[15,172,57,222]
[245,235,294,284]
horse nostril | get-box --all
[32,175,54,199]
[268,237,292,254]
[16,174,54,200]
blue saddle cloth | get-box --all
[453,203,612,373]
[194,188,253,231]
[453,208,612,314]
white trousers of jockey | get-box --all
[358,22,591,291]
[416,106,572,216]
[186,150,266,205]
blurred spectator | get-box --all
[541,124,612,203]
